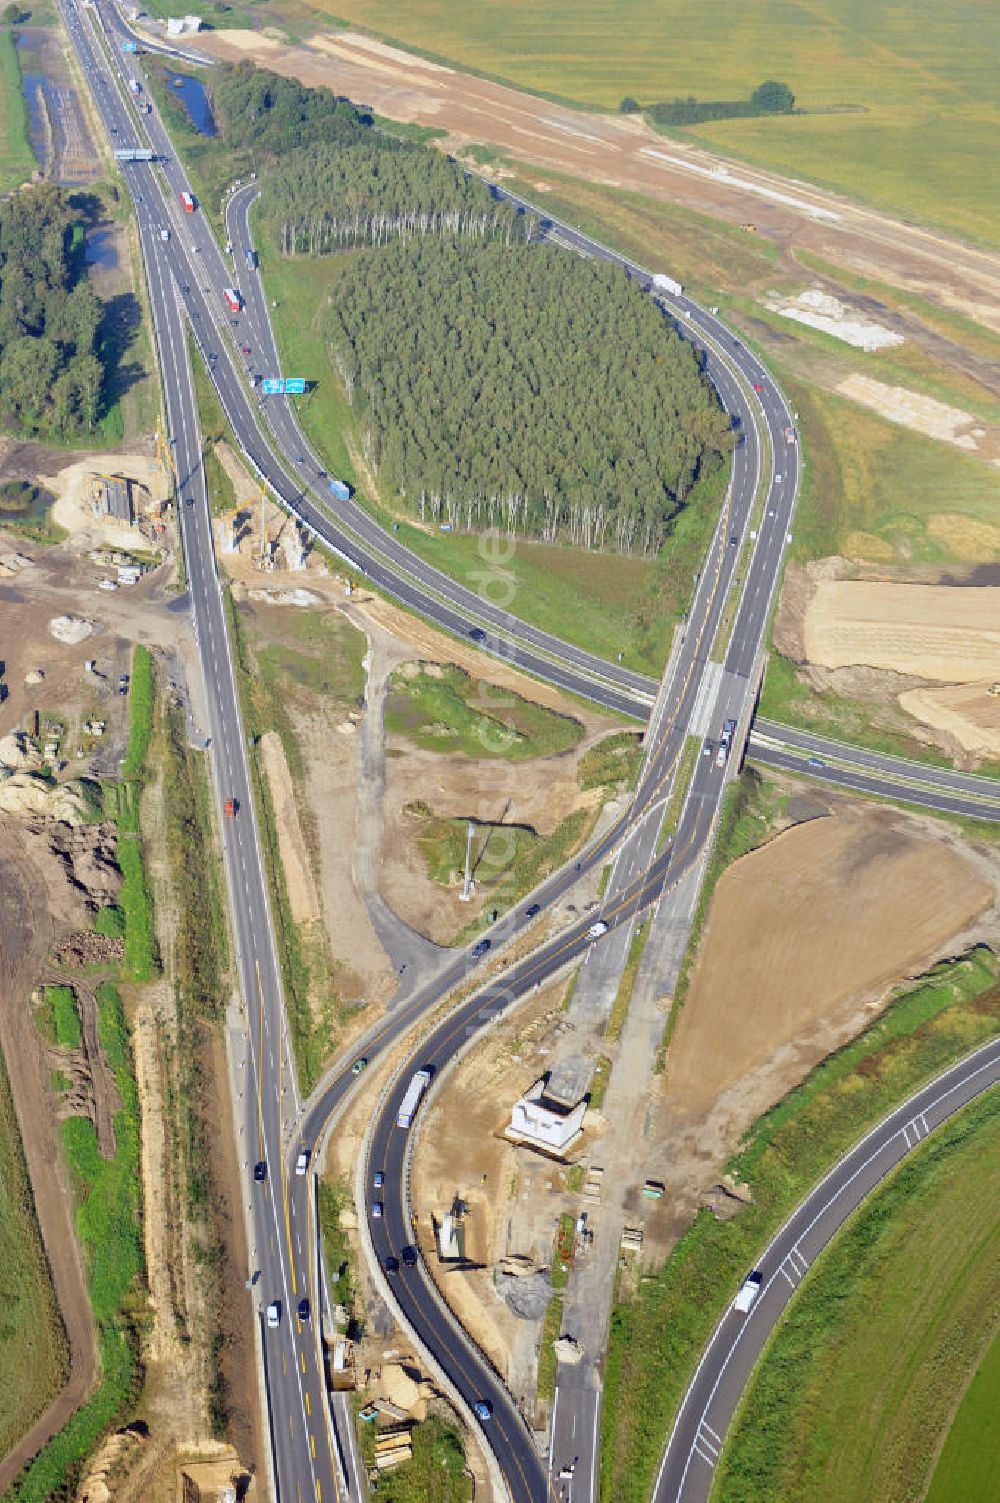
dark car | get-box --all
[385,1255,399,1276]
[401,1245,418,1267]
[524,903,541,919]
[184,495,194,507]
[468,626,487,643]
[729,534,739,547]
[297,1297,310,1321]
[253,1160,267,1182]
[471,938,491,961]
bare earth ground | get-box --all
[660,800,998,1196]
[404,795,999,1395]
[0,483,260,1486]
[775,560,1000,760]
[407,982,584,1407]
[189,28,1000,332]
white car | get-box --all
[98,578,118,592]
[734,1272,763,1314]
[371,1200,383,1219]
[266,1301,280,1328]
[587,921,608,939]
[295,1149,309,1176]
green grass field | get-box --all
[711,1089,1000,1503]
[926,1323,1000,1503]
[601,945,1000,1503]
[0,26,37,194]
[385,663,583,759]
[0,1047,67,1462]
[301,0,1000,244]
[14,983,143,1503]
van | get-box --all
[734,1271,763,1313]
[587,920,608,939]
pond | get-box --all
[167,72,217,137]
[0,485,64,547]
[86,227,119,272]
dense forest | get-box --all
[0,185,105,436]
[323,239,733,552]
[213,64,732,553]
[212,63,371,157]
[258,141,524,255]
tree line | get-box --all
[258,140,524,255]
[323,237,733,554]
[620,79,795,126]
[0,185,105,436]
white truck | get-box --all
[397,1068,432,1129]
[652,272,683,297]
[587,920,609,939]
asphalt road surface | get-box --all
[60,8,1000,1502]
[654,1036,1000,1503]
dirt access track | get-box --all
[191,27,1000,331]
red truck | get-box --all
[223,798,238,817]
[180,190,196,213]
[223,287,243,313]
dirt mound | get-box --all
[899,681,1000,759]
[0,773,99,826]
[52,931,123,968]
[48,614,95,645]
[804,580,1000,683]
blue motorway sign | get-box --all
[284,378,306,394]
[261,378,284,395]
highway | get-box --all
[60,8,1000,1502]
[61,6,347,1500]
[654,1036,1000,1503]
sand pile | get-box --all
[49,614,95,644]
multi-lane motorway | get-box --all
[58,7,1000,1502]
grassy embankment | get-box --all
[600,944,1000,1503]
[187,332,237,516]
[227,597,367,1090]
[385,664,582,760]
[391,674,643,942]
[356,1412,471,1503]
[160,695,234,1433]
[15,985,144,1503]
[105,644,158,984]
[301,0,1000,245]
[0,23,37,193]
[926,1322,1000,1503]
[711,1088,1000,1503]
[0,1048,68,1463]
[10,649,162,1498]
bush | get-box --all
[95,905,125,939]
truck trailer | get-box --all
[652,272,683,297]
[396,1069,432,1129]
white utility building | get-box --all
[506,1078,587,1156]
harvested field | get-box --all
[187,28,1000,333]
[803,581,1000,683]
[662,801,997,1179]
